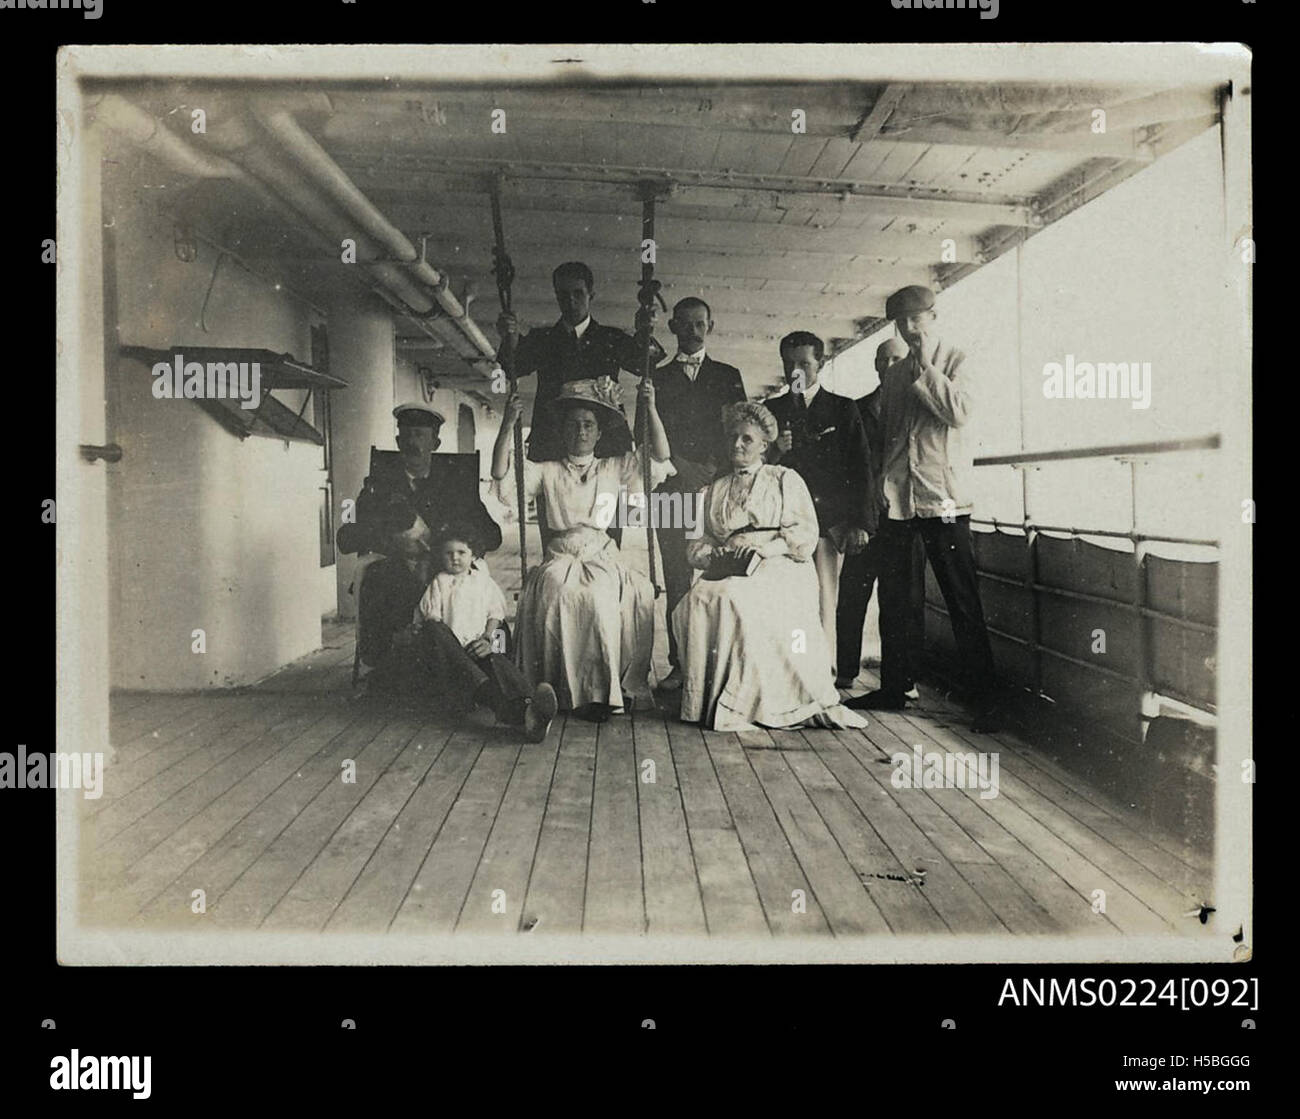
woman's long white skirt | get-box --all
[673,554,868,732]
[516,532,655,712]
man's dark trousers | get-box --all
[876,514,995,700]
[835,532,923,683]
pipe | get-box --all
[94,93,496,366]
[88,93,268,196]
[191,108,489,362]
[250,106,496,360]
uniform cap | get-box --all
[393,401,446,427]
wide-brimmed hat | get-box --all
[554,377,626,424]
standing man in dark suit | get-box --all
[496,260,664,464]
[765,331,878,661]
[648,297,748,690]
[834,337,924,693]
[496,260,663,548]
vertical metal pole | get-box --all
[1015,243,1041,696]
[1023,467,1042,697]
[1129,457,1152,735]
[637,185,660,592]
[489,176,528,591]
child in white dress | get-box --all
[398,527,556,742]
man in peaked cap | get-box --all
[340,402,503,559]
[339,401,503,687]
[846,286,1000,733]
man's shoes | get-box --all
[574,702,613,724]
[834,676,857,690]
[524,683,558,743]
[904,686,920,701]
[659,667,683,692]
[843,689,910,711]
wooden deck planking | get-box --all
[388,734,522,934]
[582,713,647,934]
[745,730,891,936]
[704,729,831,936]
[92,697,331,878]
[134,711,391,926]
[911,697,1211,892]
[82,621,1219,942]
[520,717,598,936]
[108,694,214,751]
[664,720,769,937]
[263,721,458,931]
[95,695,268,806]
[852,713,1108,934]
[866,711,1172,934]
[327,728,483,932]
[455,720,563,935]
[203,716,421,928]
[777,734,948,934]
[90,697,293,840]
[807,731,1006,932]
[92,706,366,925]
[632,708,709,937]
[887,710,1199,928]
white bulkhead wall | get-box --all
[106,184,324,690]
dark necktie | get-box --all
[790,390,810,455]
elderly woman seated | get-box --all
[672,401,868,732]
[492,377,673,722]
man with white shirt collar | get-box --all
[496,260,664,465]
[764,330,877,661]
[844,285,999,732]
[646,297,747,690]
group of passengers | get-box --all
[339,261,1000,744]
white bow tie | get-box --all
[676,353,704,367]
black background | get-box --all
[6,0,1268,1095]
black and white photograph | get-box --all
[53,42,1252,965]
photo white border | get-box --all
[55,41,1252,966]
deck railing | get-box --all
[924,435,1220,741]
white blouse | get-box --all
[686,464,820,567]
[416,562,509,645]
[495,451,675,533]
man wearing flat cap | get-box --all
[338,402,503,685]
[846,286,999,732]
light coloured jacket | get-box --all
[877,338,975,520]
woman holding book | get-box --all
[492,376,674,722]
[673,401,868,731]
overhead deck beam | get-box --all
[880,124,1159,161]
[327,158,1040,226]
[850,83,909,142]
[374,204,982,262]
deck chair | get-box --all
[346,448,485,688]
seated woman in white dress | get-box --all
[673,401,868,732]
[492,377,674,723]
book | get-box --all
[701,547,763,580]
